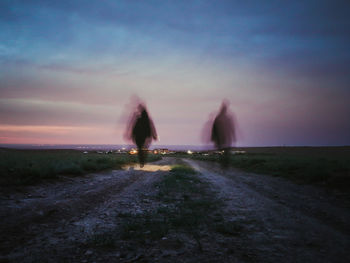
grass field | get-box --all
[187,147,350,190]
[0,148,161,186]
[87,163,233,251]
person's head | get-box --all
[141,109,148,119]
[220,99,230,114]
[137,103,145,112]
[137,104,148,118]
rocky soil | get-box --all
[0,157,349,262]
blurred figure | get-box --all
[211,100,236,168]
[125,101,157,167]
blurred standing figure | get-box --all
[129,104,157,167]
[211,100,236,168]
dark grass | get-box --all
[187,147,350,190]
[116,164,242,249]
[84,163,247,252]
[86,231,116,248]
[0,148,161,186]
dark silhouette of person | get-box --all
[130,104,157,167]
[211,100,236,168]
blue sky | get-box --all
[0,0,349,146]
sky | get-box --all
[0,0,349,147]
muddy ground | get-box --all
[0,157,349,262]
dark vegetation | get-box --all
[119,164,222,246]
[87,164,243,253]
[0,148,161,186]
[188,147,350,190]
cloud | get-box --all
[0,99,120,126]
[1,0,350,146]
[0,124,121,144]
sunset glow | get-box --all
[1,1,349,146]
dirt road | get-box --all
[0,157,349,262]
[184,159,350,263]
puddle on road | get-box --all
[122,164,172,172]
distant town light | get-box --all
[129,148,138,155]
[187,150,193,154]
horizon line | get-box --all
[1,143,349,148]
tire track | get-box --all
[184,159,350,263]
